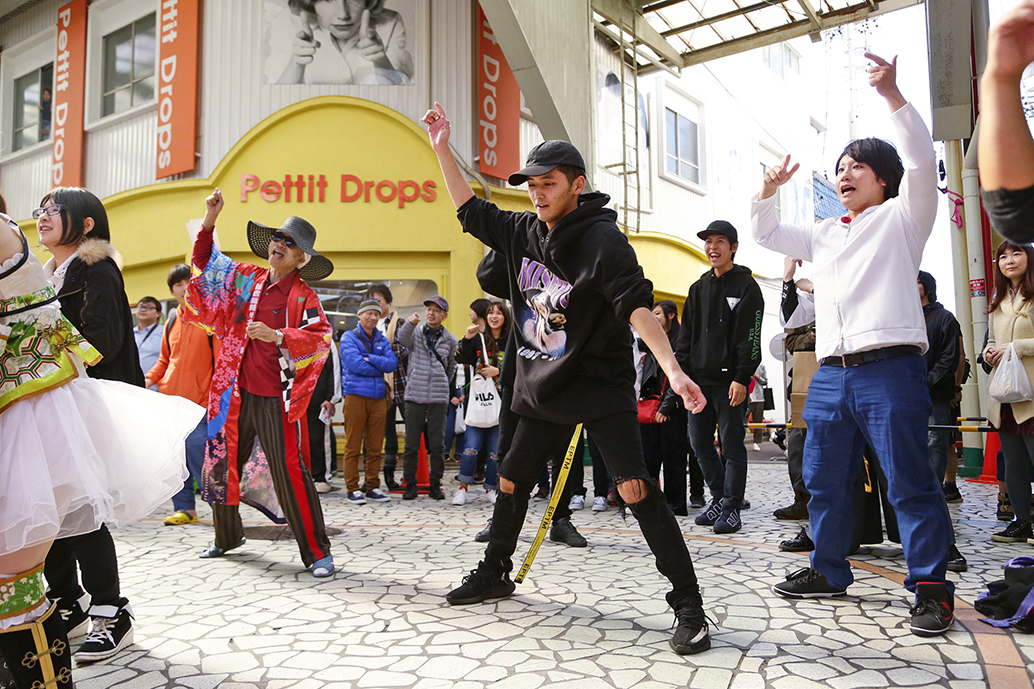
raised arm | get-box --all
[979,1,1034,191]
[421,103,475,209]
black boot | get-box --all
[627,484,702,611]
[0,604,73,689]
[384,467,400,492]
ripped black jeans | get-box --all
[482,410,702,611]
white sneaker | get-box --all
[315,482,333,494]
[753,443,761,452]
[569,494,586,510]
[452,488,468,505]
[592,496,608,512]
[485,489,498,505]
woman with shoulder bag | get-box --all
[985,239,1034,544]
[639,301,690,516]
[452,301,510,505]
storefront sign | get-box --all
[477,7,519,179]
[156,0,200,178]
[970,278,986,298]
[240,173,436,208]
[52,0,87,187]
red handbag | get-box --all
[637,379,667,424]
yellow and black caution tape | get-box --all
[515,423,583,585]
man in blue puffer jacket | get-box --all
[341,298,398,504]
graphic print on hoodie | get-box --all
[517,257,572,360]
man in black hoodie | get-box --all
[676,221,764,535]
[422,103,713,656]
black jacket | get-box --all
[458,193,653,423]
[674,264,764,388]
[641,323,685,418]
[923,301,962,402]
[57,238,144,386]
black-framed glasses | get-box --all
[31,204,63,220]
[136,304,158,311]
[271,231,297,248]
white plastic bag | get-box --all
[464,334,502,428]
[989,343,1034,404]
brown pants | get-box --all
[214,391,331,567]
[342,394,388,493]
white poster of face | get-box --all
[263,0,417,86]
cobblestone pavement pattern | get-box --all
[68,450,1034,689]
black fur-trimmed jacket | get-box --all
[57,238,144,386]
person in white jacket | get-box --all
[752,53,955,637]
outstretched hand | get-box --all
[669,370,707,415]
[783,256,802,282]
[421,102,451,153]
[865,52,906,111]
[761,155,799,200]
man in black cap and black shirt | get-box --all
[421,103,713,655]
[675,220,764,535]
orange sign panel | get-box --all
[156,0,200,178]
[52,0,87,187]
[477,6,520,180]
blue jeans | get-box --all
[686,386,749,506]
[172,414,208,512]
[459,424,499,491]
[803,354,953,594]
[927,400,953,482]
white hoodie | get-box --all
[751,103,938,361]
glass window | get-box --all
[784,45,800,74]
[101,13,156,117]
[12,64,54,152]
[666,108,700,185]
[763,44,782,77]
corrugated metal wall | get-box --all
[0,0,477,216]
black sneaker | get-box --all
[712,507,741,534]
[531,487,549,502]
[428,486,445,501]
[446,566,516,605]
[773,567,847,599]
[942,483,963,504]
[779,528,815,552]
[53,594,90,639]
[909,582,954,637]
[474,520,492,543]
[74,605,134,663]
[669,606,713,655]
[991,519,1033,542]
[689,495,706,509]
[946,544,967,573]
[402,485,418,500]
[694,499,723,526]
[549,517,587,547]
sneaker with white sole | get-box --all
[347,491,366,505]
[485,489,497,505]
[366,488,391,502]
[569,494,585,510]
[752,443,761,452]
[74,605,134,663]
[53,594,90,639]
[591,496,608,512]
[314,481,333,494]
[452,488,468,505]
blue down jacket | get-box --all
[340,325,397,399]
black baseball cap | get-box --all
[507,140,586,186]
[697,220,738,244]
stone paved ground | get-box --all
[70,446,1034,689]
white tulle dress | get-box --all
[0,222,201,556]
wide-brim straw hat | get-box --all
[246,216,334,282]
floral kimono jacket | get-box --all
[184,229,331,520]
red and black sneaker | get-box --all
[909,582,954,637]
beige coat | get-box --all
[985,294,1034,426]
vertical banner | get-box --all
[477,6,519,180]
[52,0,87,188]
[156,0,200,179]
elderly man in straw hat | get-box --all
[183,188,336,578]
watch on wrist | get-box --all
[275,329,284,346]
